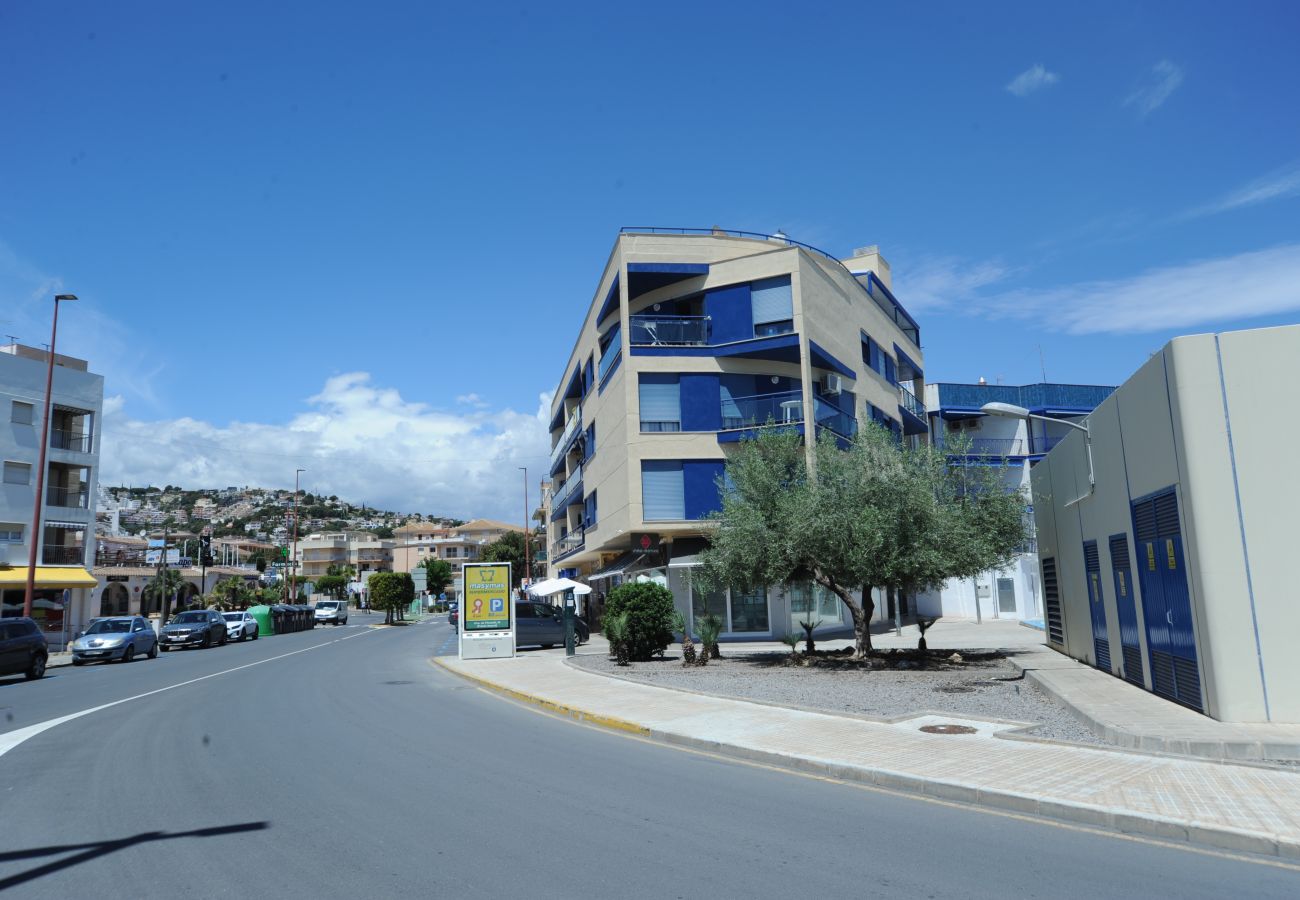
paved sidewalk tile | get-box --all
[436,649,1300,857]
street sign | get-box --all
[459,562,514,660]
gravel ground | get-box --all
[570,647,1115,748]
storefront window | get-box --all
[729,586,769,633]
[691,584,726,629]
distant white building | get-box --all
[1,343,103,645]
[916,381,1114,623]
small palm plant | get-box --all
[781,633,801,657]
[798,618,817,655]
[604,612,631,666]
[673,612,696,667]
[694,614,722,666]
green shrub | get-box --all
[369,572,415,624]
[604,582,675,662]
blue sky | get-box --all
[3,1,1298,520]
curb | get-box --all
[432,656,1300,861]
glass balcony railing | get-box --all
[949,436,1065,456]
[46,486,89,508]
[554,528,585,560]
[899,385,925,420]
[551,463,583,509]
[813,398,857,439]
[629,315,710,346]
[720,390,805,430]
[549,411,582,470]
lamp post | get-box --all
[518,466,529,594]
[980,402,1093,505]
[24,293,77,618]
[290,468,305,601]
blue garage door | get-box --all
[1082,541,1112,673]
[1132,491,1202,712]
[1108,533,1145,687]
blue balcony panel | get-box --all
[630,331,802,365]
[596,274,621,324]
[933,383,1116,417]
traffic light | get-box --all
[200,533,214,568]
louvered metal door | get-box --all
[1132,490,1202,712]
[1108,533,1145,687]
[1082,541,1112,673]
[1041,557,1064,645]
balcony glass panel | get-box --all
[47,486,89,508]
[720,389,803,430]
[629,315,710,346]
[899,385,926,419]
[813,398,856,438]
[554,527,585,560]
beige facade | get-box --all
[298,531,395,580]
[391,518,522,599]
[542,229,925,639]
[1031,324,1300,722]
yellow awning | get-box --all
[0,567,98,588]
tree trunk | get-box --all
[812,567,871,658]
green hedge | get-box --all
[604,582,675,661]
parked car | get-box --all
[449,607,458,631]
[515,600,589,648]
[160,610,229,650]
[71,616,158,664]
[0,617,48,680]
[313,599,348,626]
[221,611,259,641]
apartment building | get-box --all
[1032,324,1300,722]
[917,381,1115,622]
[298,531,395,581]
[0,343,103,644]
[392,518,521,599]
[542,228,925,640]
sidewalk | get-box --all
[435,634,1300,859]
[764,619,1300,763]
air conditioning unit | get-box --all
[821,373,843,396]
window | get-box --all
[3,461,31,485]
[0,523,22,542]
[11,401,33,425]
[583,423,596,462]
[729,585,770,633]
[641,461,685,520]
[445,547,459,558]
[751,276,793,337]
[582,355,595,395]
[861,333,897,384]
[583,490,598,529]
[639,374,681,432]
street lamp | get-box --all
[519,466,529,594]
[24,293,77,618]
[980,401,1094,506]
[290,468,305,600]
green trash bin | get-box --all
[248,604,275,637]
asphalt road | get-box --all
[1,614,1298,899]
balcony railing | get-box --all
[50,429,93,452]
[42,545,85,565]
[629,315,710,346]
[721,390,804,430]
[899,385,926,420]
[551,463,583,509]
[554,528,585,560]
[549,410,582,471]
[813,398,857,439]
[46,486,89,508]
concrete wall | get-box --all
[1032,324,1300,722]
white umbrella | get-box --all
[528,577,591,597]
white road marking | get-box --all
[0,629,379,761]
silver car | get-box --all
[71,616,159,665]
[222,611,260,641]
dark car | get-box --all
[515,600,589,649]
[160,610,229,650]
[0,617,48,680]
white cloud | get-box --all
[1005,64,1059,97]
[1184,161,1300,219]
[455,392,490,409]
[98,373,553,522]
[1124,60,1184,117]
[892,256,1013,312]
[970,243,1300,334]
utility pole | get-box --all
[158,525,172,625]
[291,468,305,601]
[519,466,529,593]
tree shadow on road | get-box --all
[0,821,269,892]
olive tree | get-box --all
[697,425,1027,658]
[368,572,415,625]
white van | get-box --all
[313,599,349,626]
